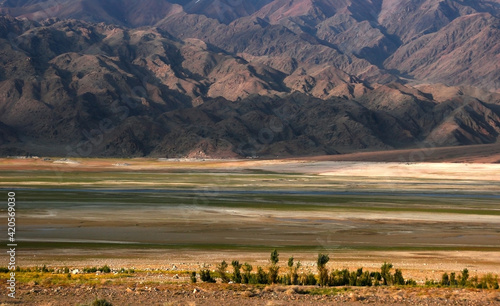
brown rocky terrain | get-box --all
[385,12,500,90]
[2,283,499,305]
[2,0,499,89]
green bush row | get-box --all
[426,270,500,289]
[192,250,499,289]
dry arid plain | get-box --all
[0,149,500,305]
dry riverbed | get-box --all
[0,157,499,304]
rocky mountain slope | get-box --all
[0,1,499,157]
[2,0,499,90]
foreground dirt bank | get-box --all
[1,283,499,305]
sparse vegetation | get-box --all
[1,252,498,292]
[200,269,216,283]
[441,272,450,286]
[91,298,113,306]
[257,266,268,284]
[268,249,280,284]
[242,263,253,284]
[231,260,242,284]
[317,253,329,286]
[176,252,500,290]
[394,269,405,286]
[217,260,230,283]
[81,265,112,274]
[460,268,469,287]
[302,273,317,285]
[380,262,393,286]
[284,256,301,285]
[477,273,499,289]
[100,265,111,273]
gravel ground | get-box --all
[2,283,500,305]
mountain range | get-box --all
[0,0,499,158]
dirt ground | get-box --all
[297,143,500,164]
[1,283,500,305]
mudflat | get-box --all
[0,157,499,304]
[1,157,499,269]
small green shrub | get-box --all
[231,260,242,284]
[91,298,112,306]
[394,269,405,286]
[200,269,216,283]
[270,249,279,265]
[460,268,469,287]
[216,261,229,283]
[268,250,279,284]
[441,273,450,286]
[99,265,111,273]
[480,273,499,289]
[242,263,253,284]
[307,273,317,285]
[380,262,393,285]
[256,267,268,284]
[358,271,372,286]
[83,267,97,273]
[268,266,279,284]
[317,254,330,286]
